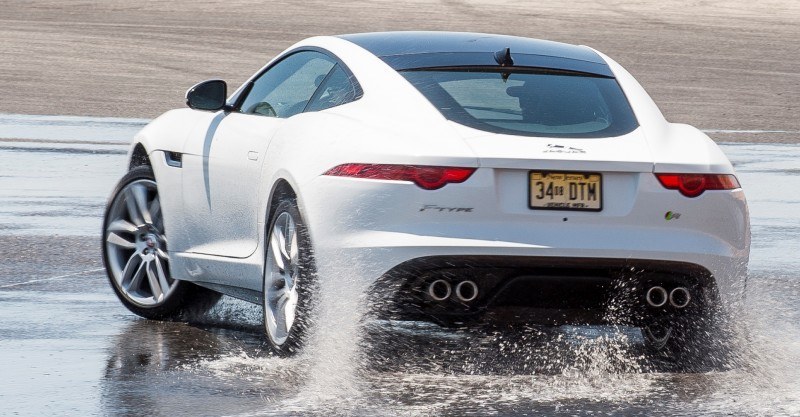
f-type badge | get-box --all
[420,205,473,213]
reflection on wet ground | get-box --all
[0,117,798,416]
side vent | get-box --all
[165,151,183,168]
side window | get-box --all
[305,65,357,112]
[240,51,335,118]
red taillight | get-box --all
[655,173,740,197]
[324,164,476,190]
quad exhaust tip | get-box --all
[669,287,691,309]
[646,286,691,309]
[427,279,479,303]
[455,280,479,303]
[645,286,668,308]
[428,279,451,301]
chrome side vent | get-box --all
[165,151,182,168]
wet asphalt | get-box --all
[0,120,799,416]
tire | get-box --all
[262,197,317,355]
[102,165,220,320]
[642,308,730,370]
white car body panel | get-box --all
[180,112,283,258]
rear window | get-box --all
[401,70,638,138]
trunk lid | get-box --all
[450,123,655,172]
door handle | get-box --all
[247,151,259,161]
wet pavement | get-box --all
[0,115,799,416]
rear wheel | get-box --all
[263,198,316,355]
[642,309,729,370]
[102,166,219,319]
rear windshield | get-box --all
[401,70,639,138]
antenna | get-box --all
[494,48,514,67]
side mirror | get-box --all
[186,79,228,111]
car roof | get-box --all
[337,31,613,77]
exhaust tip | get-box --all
[669,287,691,308]
[455,280,479,303]
[646,286,668,308]
[428,279,451,301]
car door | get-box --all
[179,51,336,258]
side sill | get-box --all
[192,281,262,305]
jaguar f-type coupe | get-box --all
[102,32,750,358]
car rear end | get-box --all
[303,33,749,331]
[313,147,748,328]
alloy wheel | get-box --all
[104,179,176,306]
[264,211,301,347]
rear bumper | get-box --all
[367,255,719,326]
[301,172,750,315]
[311,225,748,313]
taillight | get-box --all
[324,164,476,190]
[655,173,740,197]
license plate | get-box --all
[529,171,602,211]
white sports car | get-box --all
[102,32,750,359]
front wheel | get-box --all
[263,197,316,355]
[102,166,219,320]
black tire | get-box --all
[102,165,221,321]
[642,308,731,370]
[262,197,317,355]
